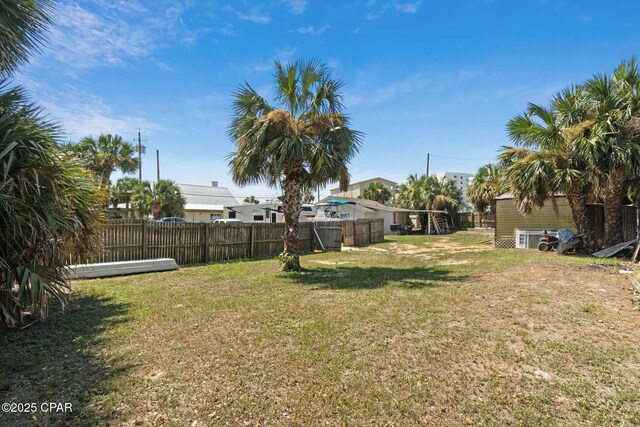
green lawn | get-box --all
[2,232,640,426]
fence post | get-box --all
[369,220,373,244]
[249,224,255,258]
[202,223,209,263]
[141,219,148,259]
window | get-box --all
[228,211,236,219]
[301,206,313,212]
[210,214,221,220]
[253,215,264,221]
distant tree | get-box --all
[467,164,505,213]
[228,59,362,271]
[110,177,140,215]
[361,182,392,204]
[302,189,315,204]
[68,133,139,189]
[396,175,463,230]
[244,195,260,204]
[132,180,186,219]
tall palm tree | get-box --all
[0,0,53,76]
[467,164,505,213]
[69,133,139,189]
[501,87,594,235]
[228,59,362,271]
[0,83,105,327]
[580,59,640,246]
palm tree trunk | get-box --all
[566,182,590,235]
[603,168,626,247]
[281,171,303,272]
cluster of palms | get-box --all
[361,181,392,205]
[499,58,640,247]
[66,134,186,219]
[0,1,105,327]
[395,174,464,229]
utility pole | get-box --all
[426,153,430,177]
[137,129,142,181]
[156,149,160,182]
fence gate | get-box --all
[312,221,343,251]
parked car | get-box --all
[213,219,243,224]
[156,217,187,223]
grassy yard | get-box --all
[2,232,640,426]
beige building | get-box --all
[329,177,398,202]
[178,182,240,222]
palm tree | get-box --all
[501,87,595,235]
[580,59,640,246]
[361,182,392,204]
[302,189,315,204]
[0,0,53,76]
[69,133,139,189]
[0,83,105,327]
[132,180,186,219]
[110,177,140,216]
[243,195,260,204]
[467,164,505,213]
[228,59,362,271]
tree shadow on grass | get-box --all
[0,295,134,427]
[292,266,468,290]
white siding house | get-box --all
[178,182,240,222]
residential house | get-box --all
[178,181,240,222]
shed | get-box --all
[494,194,574,248]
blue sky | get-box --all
[16,0,640,200]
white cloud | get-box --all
[38,0,192,72]
[281,0,308,14]
[220,22,236,36]
[16,77,164,141]
[223,5,271,24]
[347,75,428,107]
[395,1,423,13]
[296,24,330,35]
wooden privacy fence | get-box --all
[341,219,385,246]
[458,212,495,229]
[586,204,639,247]
[91,218,384,266]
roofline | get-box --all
[329,177,399,191]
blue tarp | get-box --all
[557,228,576,243]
